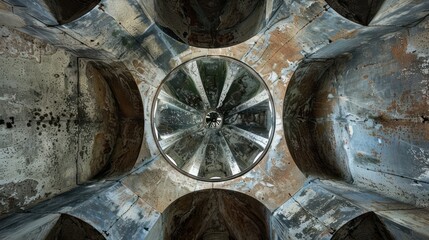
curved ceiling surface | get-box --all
[152,56,275,182]
[152,0,267,48]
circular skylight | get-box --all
[152,56,275,181]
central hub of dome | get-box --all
[205,111,223,129]
[152,56,275,182]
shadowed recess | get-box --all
[283,60,350,180]
[152,0,267,48]
[43,0,100,25]
[83,61,144,180]
[162,189,271,240]
[325,0,385,25]
[45,214,105,240]
[332,212,394,240]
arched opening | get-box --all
[332,212,394,240]
[284,17,429,206]
[160,189,271,240]
[325,0,385,26]
[45,214,105,240]
[43,0,100,25]
[148,0,269,48]
[283,60,350,180]
[79,61,144,182]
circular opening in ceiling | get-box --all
[151,56,275,182]
[205,111,223,129]
[152,0,268,48]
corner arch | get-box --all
[160,189,271,240]
[283,60,351,181]
[45,214,106,240]
[325,0,385,26]
[43,0,101,25]
[79,61,144,182]
[332,212,394,240]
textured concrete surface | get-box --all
[0,0,429,239]
[0,26,78,215]
[161,189,271,240]
[285,15,429,207]
[0,182,160,239]
[0,26,144,215]
[78,60,144,182]
[272,180,429,240]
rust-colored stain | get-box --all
[0,1,11,11]
[391,37,417,68]
[386,99,398,112]
[386,90,429,121]
[257,36,303,77]
[371,111,429,142]
[330,29,359,42]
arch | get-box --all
[283,60,351,180]
[147,0,271,48]
[332,212,394,240]
[45,214,105,240]
[43,0,100,25]
[80,61,144,181]
[285,19,429,205]
[325,0,385,26]
[161,189,271,240]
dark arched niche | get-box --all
[332,212,394,240]
[162,189,271,240]
[151,0,268,48]
[43,0,100,25]
[325,0,385,26]
[82,61,144,181]
[283,60,351,181]
[45,214,105,240]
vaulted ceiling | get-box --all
[1,0,429,239]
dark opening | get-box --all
[152,0,267,48]
[43,0,100,25]
[162,189,271,240]
[332,212,394,240]
[83,61,144,180]
[325,0,385,25]
[45,214,105,240]
[284,60,351,180]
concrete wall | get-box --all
[272,180,429,239]
[0,27,144,215]
[0,26,79,215]
[285,14,429,207]
[0,181,160,240]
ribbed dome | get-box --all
[152,56,275,181]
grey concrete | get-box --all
[0,27,78,214]
[0,0,429,239]
[272,180,429,239]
